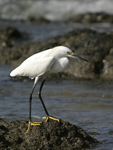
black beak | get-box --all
[72,54,89,63]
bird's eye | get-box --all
[67,51,73,55]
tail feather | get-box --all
[10,67,21,77]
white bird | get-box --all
[10,46,88,133]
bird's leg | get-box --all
[38,80,49,116]
[38,80,60,123]
[26,77,42,133]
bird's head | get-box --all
[66,50,88,62]
[54,46,88,62]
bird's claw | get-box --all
[43,115,60,122]
[26,121,42,133]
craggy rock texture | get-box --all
[0,26,29,48]
[0,118,99,150]
[0,27,113,80]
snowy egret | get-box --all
[10,46,88,133]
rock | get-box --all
[0,118,99,150]
[26,12,113,24]
[28,16,50,23]
[0,26,21,47]
[0,26,29,48]
[69,12,113,24]
[101,47,113,80]
[0,28,113,80]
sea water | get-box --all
[0,65,113,149]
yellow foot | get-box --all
[26,121,42,133]
[43,115,60,122]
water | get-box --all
[0,21,83,42]
[0,0,113,43]
[0,0,113,21]
[0,65,113,149]
[0,21,113,44]
[0,1,113,149]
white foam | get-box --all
[0,0,113,21]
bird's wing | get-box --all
[10,56,55,78]
[21,49,52,64]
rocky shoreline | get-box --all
[0,27,113,80]
[0,13,113,149]
[26,12,113,24]
[0,118,99,150]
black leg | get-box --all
[29,94,32,122]
[26,77,42,133]
[27,78,60,133]
[29,85,36,122]
[38,80,60,123]
[38,80,49,116]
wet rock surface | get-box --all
[0,118,99,150]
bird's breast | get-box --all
[50,57,69,73]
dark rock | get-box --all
[26,13,113,24]
[69,12,113,24]
[28,16,50,23]
[101,47,113,80]
[0,118,99,150]
[0,26,30,48]
[0,26,22,39]
[0,28,113,80]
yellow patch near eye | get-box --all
[67,51,74,55]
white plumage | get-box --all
[10,46,88,133]
[10,46,71,79]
